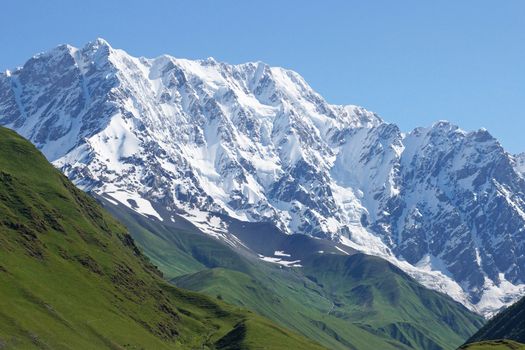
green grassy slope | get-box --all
[173,266,411,350]
[0,127,324,350]
[466,295,525,345]
[101,204,251,279]
[462,294,525,350]
[301,253,485,350]
[105,200,484,350]
[459,340,525,349]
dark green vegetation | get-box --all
[0,127,324,349]
[300,253,484,350]
[104,199,485,350]
[460,340,525,349]
[463,294,525,349]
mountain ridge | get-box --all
[2,38,525,316]
[0,126,325,349]
[99,194,484,350]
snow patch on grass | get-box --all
[258,254,302,267]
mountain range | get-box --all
[1,38,525,317]
[0,126,325,349]
[99,193,483,349]
[0,123,484,349]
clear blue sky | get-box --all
[2,0,524,152]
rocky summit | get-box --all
[2,38,525,315]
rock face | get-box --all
[2,38,525,315]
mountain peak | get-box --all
[430,119,460,132]
[87,37,112,49]
[80,37,115,62]
[2,40,525,317]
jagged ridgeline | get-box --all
[0,126,324,349]
[2,39,525,314]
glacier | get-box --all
[1,38,525,316]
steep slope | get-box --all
[460,340,525,350]
[465,294,525,346]
[299,253,483,350]
[514,153,525,176]
[0,127,324,350]
[102,199,484,350]
[2,38,525,314]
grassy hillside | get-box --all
[0,127,324,349]
[460,340,525,349]
[462,294,525,350]
[466,295,525,345]
[301,253,484,349]
[105,200,485,350]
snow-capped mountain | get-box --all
[515,153,525,176]
[1,38,525,316]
